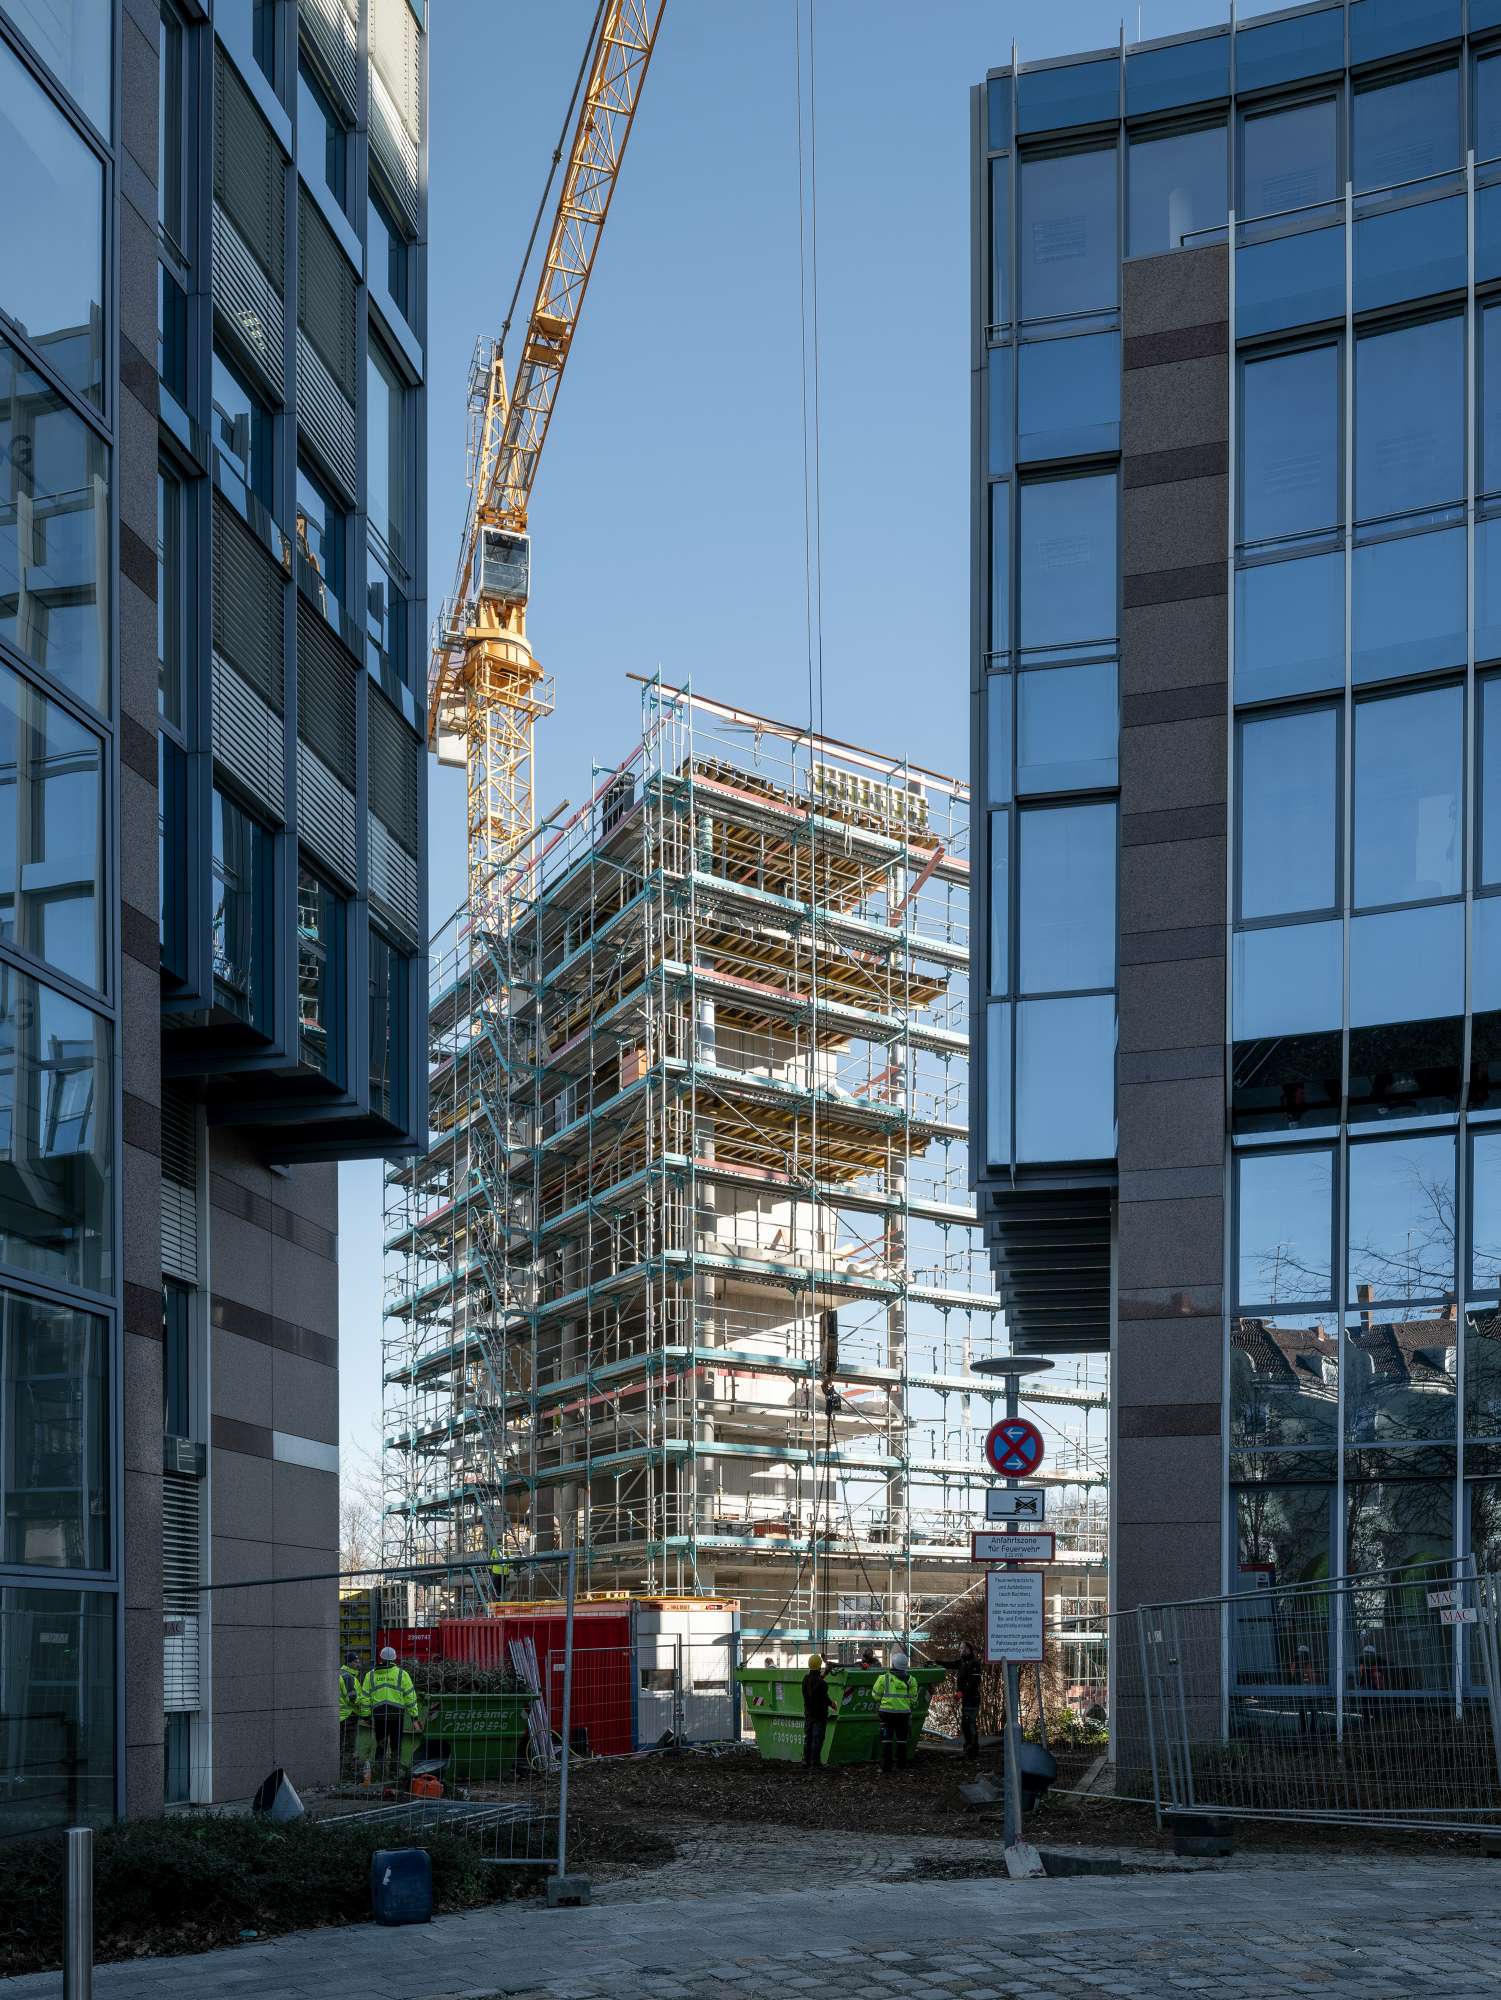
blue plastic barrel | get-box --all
[370,1846,433,1925]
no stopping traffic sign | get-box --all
[983,1417,1045,1478]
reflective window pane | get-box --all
[0,963,112,1291]
[1349,0,1461,68]
[1235,8,1345,97]
[211,789,268,1031]
[1482,307,1501,499]
[1346,1479,1454,1602]
[1127,124,1226,257]
[1016,660,1116,795]
[1354,191,1466,316]
[1016,59,1118,138]
[0,330,109,713]
[0,662,102,991]
[1483,678,1501,887]
[370,930,403,1123]
[1126,35,1228,119]
[1233,919,1341,1039]
[1353,685,1462,909]
[988,810,1009,999]
[1238,707,1337,920]
[1018,803,1116,995]
[989,156,1010,326]
[1018,473,1116,655]
[1346,1302,1458,1446]
[1466,1310,1501,1440]
[985,675,1011,806]
[985,1001,1011,1166]
[297,864,342,1081]
[369,183,410,321]
[1235,552,1343,706]
[298,57,346,213]
[989,481,1011,657]
[1473,1133,1501,1295]
[0,1585,114,1831]
[367,341,407,571]
[1348,1134,1457,1304]
[1016,993,1115,1163]
[295,459,345,606]
[1019,147,1118,321]
[1234,1486,1335,1689]
[1241,345,1339,546]
[1353,67,1459,193]
[1480,52,1501,163]
[1017,332,1119,462]
[988,344,1013,476]
[987,76,1013,154]
[2,1287,107,1567]
[211,347,272,508]
[1241,98,1338,220]
[1349,902,1464,1026]
[1355,318,1463,523]
[1473,518,1501,666]
[0,36,104,403]
[1352,526,1466,683]
[1236,223,1345,341]
[1,1,111,134]
[1237,1149,1334,1307]
[1232,1314,1339,1451]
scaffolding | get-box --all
[382,680,1107,1657]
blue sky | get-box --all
[337,0,1228,1464]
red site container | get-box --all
[428,1606,635,1757]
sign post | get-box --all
[972,1354,1054,1881]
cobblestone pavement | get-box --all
[6,1844,1500,2000]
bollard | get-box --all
[65,1825,93,2000]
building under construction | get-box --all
[383,681,1105,1667]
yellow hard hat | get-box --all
[808,1653,822,1670]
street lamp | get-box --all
[972,1352,1054,1864]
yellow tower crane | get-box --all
[429,1,665,928]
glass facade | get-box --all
[977,8,1501,1598]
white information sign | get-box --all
[985,1567,1045,1664]
[985,1487,1046,1522]
[971,1530,1055,1564]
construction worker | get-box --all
[361,1645,421,1769]
[954,1641,982,1762]
[872,1648,917,1774]
[489,1543,511,1591]
[337,1652,363,1770]
[801,1654,836,1769]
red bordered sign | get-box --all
[970,1530,1055,1565]
[983,1417,1045,1478]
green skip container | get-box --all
[418,1690,536,1782]
[737,1665,945,1766]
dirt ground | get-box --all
[565,1741,1495,1861]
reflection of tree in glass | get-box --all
[1347,1154,1455,1305]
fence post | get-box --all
[64,1824,93,2000]
[1135,1610,1164,1827]
[556,1548,576,1879]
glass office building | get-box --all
[972,0,1501,1614]
[0,0,428,1828]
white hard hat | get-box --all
[379,1645,397,1662]
[892,1650,910,1672]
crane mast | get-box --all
[429,1,664,931]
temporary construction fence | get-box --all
[1114,1560,1501,1837]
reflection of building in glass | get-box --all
[970,6,1501,1622]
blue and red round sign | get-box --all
[984,1417,1045,1478]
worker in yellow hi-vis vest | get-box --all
[872,1650,917,1774]
[489,1543,512,1591]
[360,1646,421,1770]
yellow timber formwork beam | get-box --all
[429,1,665,931]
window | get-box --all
[1016,332,1119,461]
[0,660,103,992]
[1481,305,1501,499]
[988,345,1013,475]
[988,481,1011,657]
[211,789,269,1030]
[986,678,1011,805]
[1237,1149,1334,1308]
[1240,346,1339,547]
[1018,147,1118,322]
[162,1280,190,1437]
[252,0,277,89]
[1127,124,1226,257]
[0,34,105,405]
[1474,1132,1501,1296]
[988,811,1009,998]
[1235,551,1344,705]
[1018,472,1116,656]
[1125,34,1228,119]
[2,1288,109,1567]
[0,332,109,714]
[297,864,342,1080]
[1235,7,1345,97]
[1478,51,1501,163]
[1237,707,1337,921]
[369,930,404,1123]
[298,54,347,211]
[1349,899,1464,1026]
[295,459,345,604]
[158,733,186,981]
[1015,993,1115,1162]
[1353,66,1458,193]
[1355,318,1463,524]
[1017,58,1118,136]
[367,340,407,569]
[1347,1134,1456,1304]
[158,265,187,405]
[368,184,409,319]
[1483,676,1501,888]
[1352,524,1466,683]
[989,156,1010,327]
[1016,660,1116,794]
[1232,918,1342,1041]
[0,1,112,134]
[158,4,184,252]
[1234,1492,1332,1640]
[211,346,272,506]
[1240,98,1338,221]
[0,1583,114,1827]
[1018,802,1115,995]
[985,1002,1011,1166]
[0,964,113,1290]
[157,466,185,728]
[366,541,407,683]
[1353,685,1462,909]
